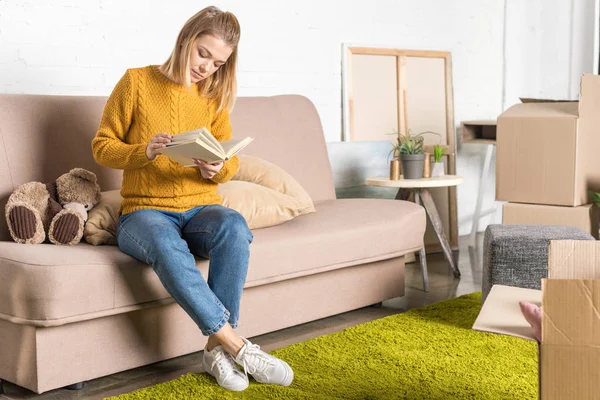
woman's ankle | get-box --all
[213,324,245,356]
[221,335,245,356]
[206,335,220,352]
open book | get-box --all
[159,127,254,167]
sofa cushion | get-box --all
[0,198,425,325]
[246,199,425,284]
[218,181,315,229]
[232,155,315,208]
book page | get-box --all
[170,128,207,143]
[194,134,222,154]
[199,129,224,153]
[222,137,254,159]
[161,126,253,166]
[159,141,225,166]
[169,128,223,154]
[168,128,223,154]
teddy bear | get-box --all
[5,168,101,246]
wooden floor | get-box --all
[1,234,484,400]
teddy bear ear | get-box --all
[69,168,98,183]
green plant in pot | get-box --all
[390,130,439,179]
[431,144,447,177]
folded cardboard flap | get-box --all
[520,97,577,103]
[499,102,578,118]
[472,285,541,341]
[547,240,600,279]
[542,279,600,346]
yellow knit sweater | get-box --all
[91,65,238,215]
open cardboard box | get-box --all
[496,74,600,206]
[473,240,600,399]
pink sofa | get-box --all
[0,93,426,394]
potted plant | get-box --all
[390,131,437,179]
[431,144,446,177]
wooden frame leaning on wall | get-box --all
[341,45,458,251]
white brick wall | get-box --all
[0,0,596,235]
[0,0,507,137]
[503,0,596,107]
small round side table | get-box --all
[365,175,464,292]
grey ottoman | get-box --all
[482,224,595,302]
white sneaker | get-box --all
[235,338,294,386]
[202,345,249,391]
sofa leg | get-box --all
[0,378,4,395]
[65,381,85,390]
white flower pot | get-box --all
[431,162,445,177]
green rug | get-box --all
[106,293,538,400]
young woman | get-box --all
[92,6,293,392]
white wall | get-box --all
[0,0,506,139]
[0,0,596,236]
[503,0,596,107]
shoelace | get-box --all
[241,343,276,382]
[211,350,240,381]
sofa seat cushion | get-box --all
[247,199,425,284]
[0,198,425,325]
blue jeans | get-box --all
[116,204,253,336]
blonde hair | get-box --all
[160,6,240,111]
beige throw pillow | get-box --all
[217,180,314,229]
[83,156,315,245]
[233,155,314,208]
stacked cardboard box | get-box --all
[496,74,600,238]
[502,202,599,238]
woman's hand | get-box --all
[146,133,172,160]
[194,159,224,179]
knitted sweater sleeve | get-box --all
[91,70,152,170]
[209,106,239,184]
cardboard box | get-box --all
[502,202,599,239]
[496,74,600,206]
[542,241,600,399]
[473,240,600,399]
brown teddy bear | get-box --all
[5,168,101,245]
